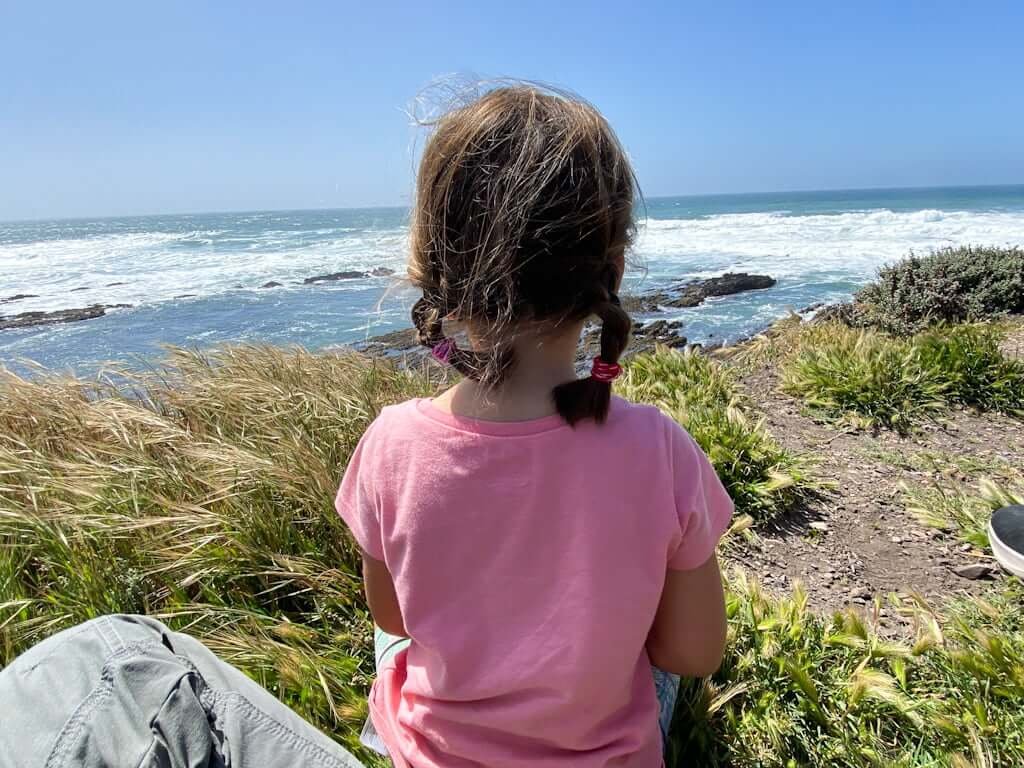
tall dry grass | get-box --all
[1,346,438,760]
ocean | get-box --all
[2,185,1023,375]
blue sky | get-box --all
[2,1,1022,220]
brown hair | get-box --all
[408,85,636,425]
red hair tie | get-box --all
[591,357,621,383]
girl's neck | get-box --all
[433,324,583,422]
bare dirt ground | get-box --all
[726,357,1024,635]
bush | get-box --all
[782,322,1024,431]
[620,347,809,520]
[917,323,1024,415]
[854,245,1024,336]
[781,325,947,432]
[666,575,1024,767]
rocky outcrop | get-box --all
[356,272,774,359]
[261,281,283,289]
[634,319,688,348]
[621,273,776,313]
[303,271,368,284]
[664,273,776,308]
[0,304,132,331]
[303,267,395,284]
[0,294,38,304]
[620,294,660,314]
[580,319,688,361]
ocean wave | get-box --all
[0,224,410,314]
[632,208,1024,280]
[3,208,1022,316]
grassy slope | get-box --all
[2,342,1022,766]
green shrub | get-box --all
[854,245,1024,336]
[667,575,1024,767]
[917,323,1024,415]
[780,325,947,433]
[620,347,809,520]
[782,322,1024,431]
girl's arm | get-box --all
[646,552,727,677]
[361,552,407,637]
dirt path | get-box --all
[726,361,1024,634]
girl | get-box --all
[336,85,732,768]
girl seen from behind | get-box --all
[336,85,733,767]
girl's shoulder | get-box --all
[607,396,681,438]
[606,396,707,465]
[361,398,425,440]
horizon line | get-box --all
[3,181,1024,225]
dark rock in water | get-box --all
[620,273,775,314]
[261,281,283,289]
[304,271,368,284]
[801,302,826,314]
[175,294,197,299]
[0,294,39,304]
[665,273,776,308]
[105,282,127,287]
[579,317,687,361]
[371,267,396,277]
[70,286,91,292]
[0,303,132,331]
[642,320,672,336]
[620,293,661,314]
[636,319,688,348]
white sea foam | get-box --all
[631,208,1024,284]
[2,208,1022,316]
[1,227,411,314]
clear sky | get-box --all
[2,1,1022,220]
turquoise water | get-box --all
[2,185,1023,374]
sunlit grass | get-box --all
[779,322,1024,432]
[667,575,1024,767]
[619,347,812,521]
[905,475,1024,549]
[3,342,1022,767]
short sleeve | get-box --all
[666,421,734,570]
[335,422,386,561]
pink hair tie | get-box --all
[591,357,621,383]
[431,338,457,365]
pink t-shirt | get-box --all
[335,396,733,768]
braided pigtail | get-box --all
[411,297,515,385]
[552,290,632,426]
